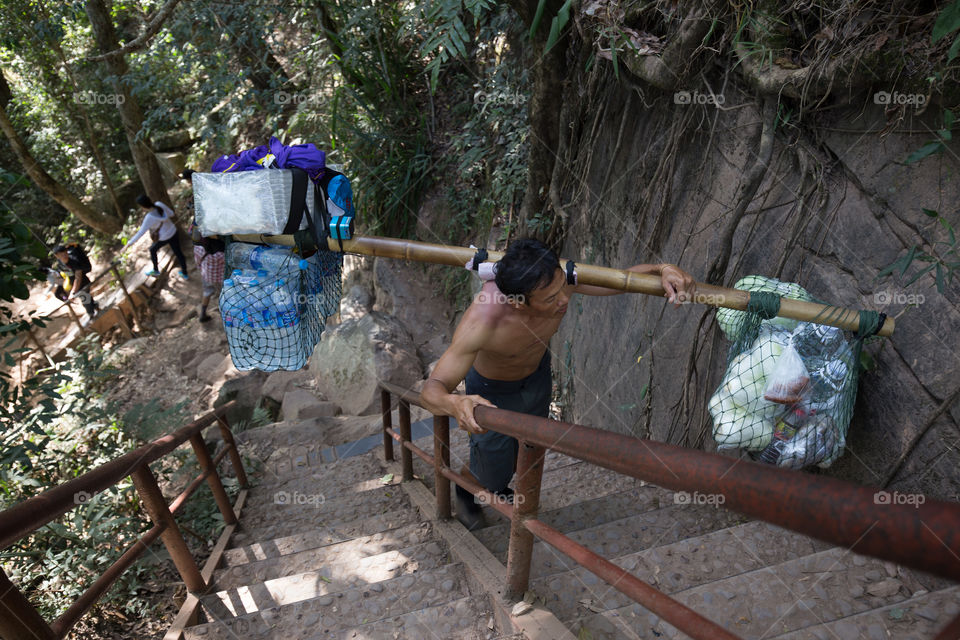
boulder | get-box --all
[281,389,340,421]
[262,369,315,405]
[310,312,423,415]
[196,352,232,385]
[340,285,373,321]
[373,258,453,363]
[214,370,273,428]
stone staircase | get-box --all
[172,413,959,639]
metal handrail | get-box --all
[0,402,248,640]
[379,381,960,639]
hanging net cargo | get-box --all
[709,275,885,470]
[219,242,342,371]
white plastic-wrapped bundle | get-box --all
[194,170,310,236]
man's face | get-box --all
[54,251,69,264]
[524,268,570,318]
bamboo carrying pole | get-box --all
[233,233,895,337]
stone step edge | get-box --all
[766,584,960,639]
[329,594,495,640]
[220,520,433,568]
[191,562,469,635]
[225,506,421,557]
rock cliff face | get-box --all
[553,84,959,499]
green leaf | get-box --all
[544,0,572,53]
[529,0,547,40]
[946,110,957,130]
[949,33,960,61]
[859,350,876,373]
[932,0,960,44]
[906,141,945,164]
[936,263,946,292]
[610,35,619,79]
[940,217,956,245]
[905,262,936,286]
[922,208,939,217]
[900,245,918,276]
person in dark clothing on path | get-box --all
[120,195,189,279]
[51,244,99,317]
[420,238,695,530]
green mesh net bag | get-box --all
[709,275,885,469]
[220,242,342,371]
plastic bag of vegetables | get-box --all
[708,275,879,469]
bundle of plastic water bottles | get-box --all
[220,242,341,371]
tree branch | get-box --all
[83,0,184,62]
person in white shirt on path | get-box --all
[120,194,189,279]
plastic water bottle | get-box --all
[227,243,302,276]
[271,279,299,328]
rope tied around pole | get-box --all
[856,310,886,340]
[746,290,781,320]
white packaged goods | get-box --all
[194,170,309,235]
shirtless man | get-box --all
[420,238,695,529]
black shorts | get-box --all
[464,352,551,492]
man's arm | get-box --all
[420,308,497,434]
[67,269,83,297]
[574,263,695,307]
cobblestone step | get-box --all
[230,507,422,550]
[221,521,432,569]
[319,594,495,640]
[203,539,450,618]
[536,520,829,623]
[240,482,405,525]
[770,585,960,640]
[251,447,387,489]
[497,501,747,579]
[474,485,676,556]
[184,563,468,640]
[572,547,936,639]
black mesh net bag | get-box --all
[219,241,342,371]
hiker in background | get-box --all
[421,238,695,530]
[121,195,189,279]
[184,170,225,322]
[51,244,99,317]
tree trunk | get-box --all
[0,72,122,235]
[85,0,170,208]
[507,0,571,246]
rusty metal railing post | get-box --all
[131,465,206,593]
[505,440,546,601]
[216,417,248,488]
[0,568,55,640]
[189,434,237,526]
[381,389,394,462]
[26,325,54,368]
[433,414,451,519]
[110,263,141,328]
[398,399,412,481]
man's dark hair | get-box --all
[136,194,153,208]
[494,238,560,302]
[181,169,195,181]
